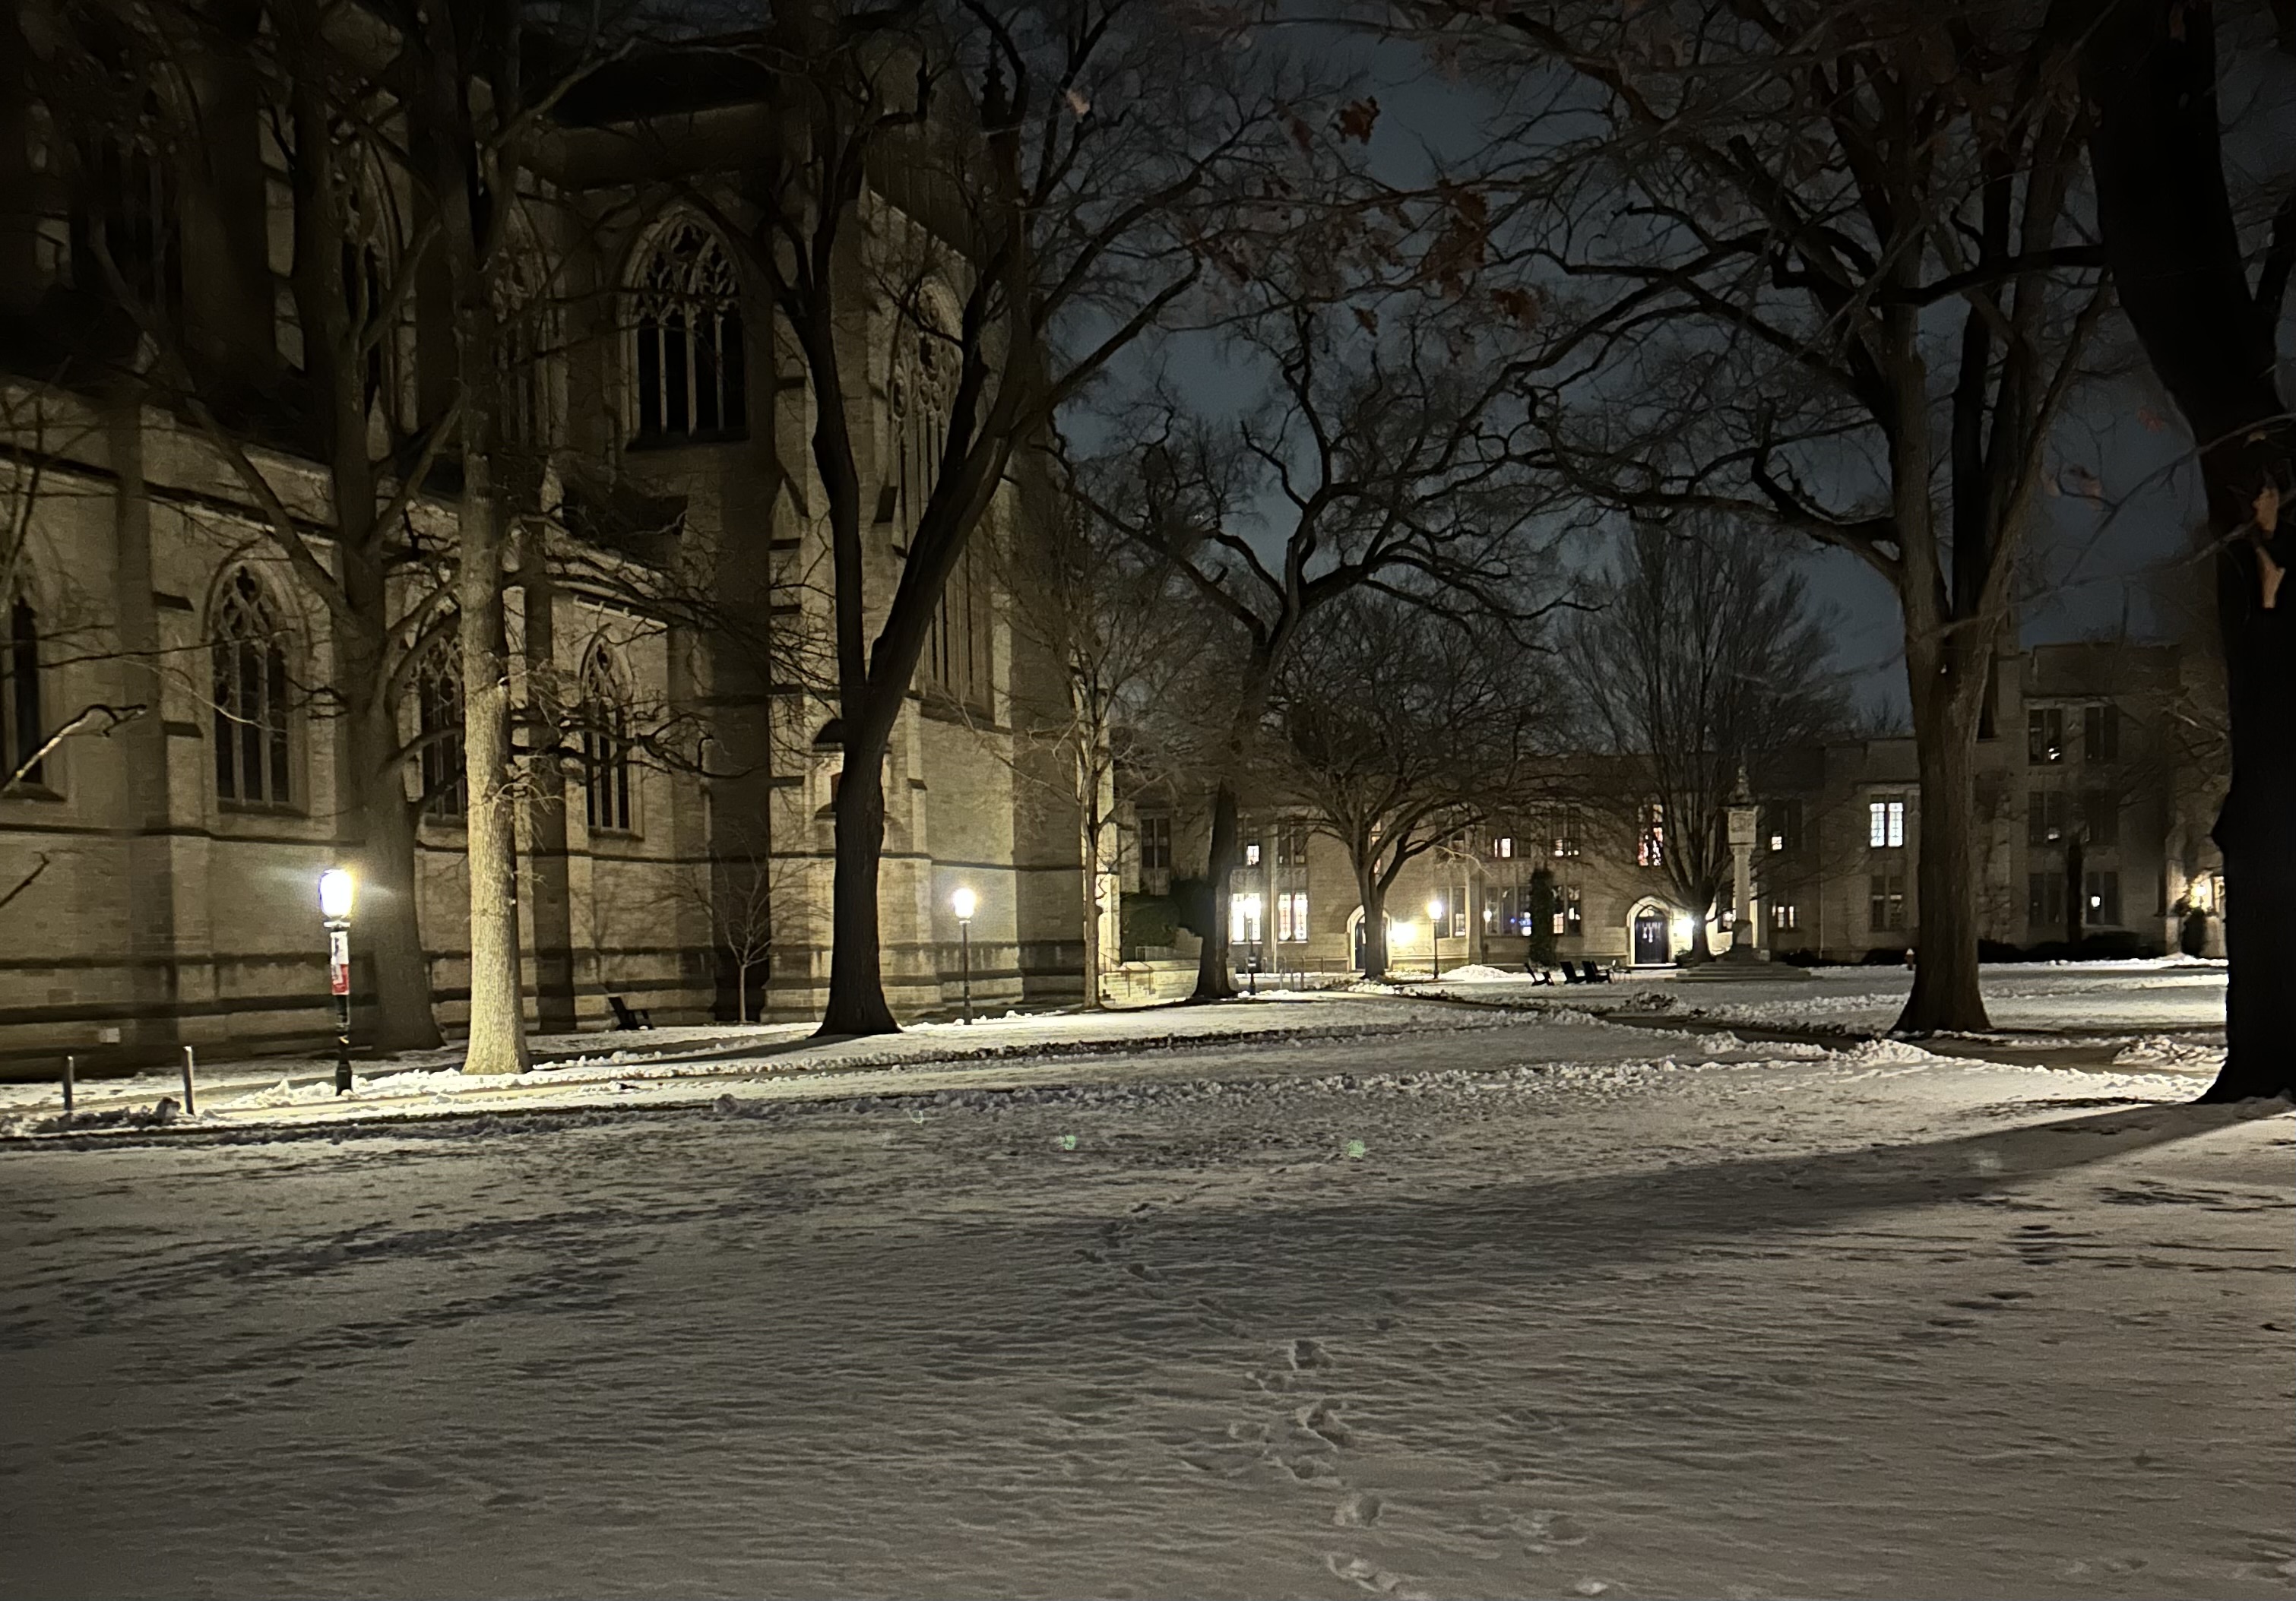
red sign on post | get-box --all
[329,928,350,997]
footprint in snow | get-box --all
[1288,1337,1332,1370]
[1324,1552,1427,1599]
[1333,1491,1382,1528]
[1297,1398,1352,1448]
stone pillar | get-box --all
[1685,765,1810,982]
[1728,796,1756,953]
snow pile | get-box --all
[1431,962,1528,983]
[2112,1035,2226,1073]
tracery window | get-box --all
[71,97,181,314]
[581,647,635,834]
[3,599,44,787]
[892,314,992,708]
[418,653,466,821]
[633,222,746,441]
[211,571,293,807]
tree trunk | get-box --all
[2078,0,2295,1100]
[1191,779,1240,1001]
[1683,900,1714,961]
[1899,675,1990,1033]
[1355,857,1389,980]
[1078,827,1103,1011]
[819,736,899,1036]
[348,698,439,1050]
[458,481,530,1075]
[2064,833,2085,948]
[521,557,578,1036]
[1078,733,1105,1011]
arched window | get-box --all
[340,166,406,431]
[889,321,954,535]
[71,96,181,313]
[3,598,43,788]
[417,653,466,821]
[581,647,634,834]
[498,216,556,452]
[632,222,746,442]
[212,571,293,807]
[895,311,990,708]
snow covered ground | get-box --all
[1420,958,2229,1040]
[0,963,2234,1136]
[2,1009,2288,1599]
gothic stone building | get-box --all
[0,24,1088,1068]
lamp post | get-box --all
[952,886,977,1024]
[1426,895,1445,979]
[318,868,355,1094]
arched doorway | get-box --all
[1631,906,1672,967]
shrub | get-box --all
[1121,894,1180,952]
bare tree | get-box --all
[1270,590,1553,979]
[1568,521,1849,958]
[1465,0,2111,1031]
[24,0,465,1049]
[648,0,1321,1036]
[992,459,1215,1006]
[650,818,776,1024]
[1094,293,1561,999]
[2074,0,2294,1100]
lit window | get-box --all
[2028,789,2067,846]
[1276,891,1309,942]
[1243,842,1262,867]
[1551,808,1582,858]
[2028,707,2065,765]
[1637,803,1664,867]
[1867,797,1905,849]
[1230,895,1263,944]
[1772,903,1799,931]
[1765,799,1801,853]
[1495,835,1513,859]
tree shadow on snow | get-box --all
[1084,1098,2295,1300]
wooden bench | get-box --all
[606,994,654,1031]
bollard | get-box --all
[62,1054,74,1113]
[179,1045,197,1117]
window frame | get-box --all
[3,596,47,792]
[211,570,299,812]
[629,220,748,446]
[581,646,638,837]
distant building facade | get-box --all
[1119,642,2225,976]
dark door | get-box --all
[1633,912,1670,967]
